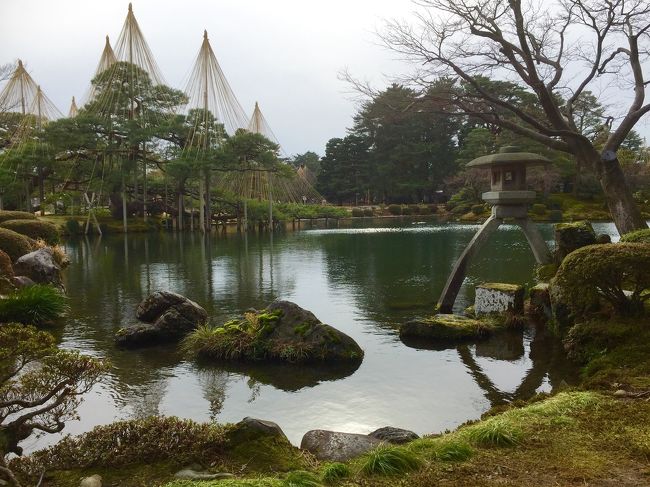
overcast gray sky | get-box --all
[0,0,414,156]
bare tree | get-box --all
[380,0,650,234]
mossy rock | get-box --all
[0,210,36,224]
[182,300,364,363]
[0,219,60,245]
[225,418,304,472]
[554,221,596,263]
[0,228,35,262]
[400,314,493,341]
[529,283,551,319]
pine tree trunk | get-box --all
[598,156,647,235]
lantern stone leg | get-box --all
[515,218,553,264]
[438,215,502,313]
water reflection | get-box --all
[34,221,594,450]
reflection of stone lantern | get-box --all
[438,147,553,313]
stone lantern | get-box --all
[437,147,553,313]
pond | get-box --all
[25,219,619,452]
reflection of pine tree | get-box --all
[197,369,230,419]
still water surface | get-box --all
[26,219,619,452]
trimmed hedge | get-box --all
[0,249,13,277]
[0,228,35,262]
[471,204,485,215]
[620,229,650,244]
[351,208,364,217]
[12,416,228,475]
[531,203,547,215]
[0,211,36,224]
[387,204,402,215]
[0,219,60,245]
[554,243,650,317]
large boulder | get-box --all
[225,417,302,472]
[13,247,64,291]
[263,301,363,361]
[554,221,596,263]
[300,430,382,462]
[182,300,364,363]
[115,291,207,348]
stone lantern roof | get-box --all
[466,146,551,168]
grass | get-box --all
[463,418,523,447]
[358,445,423,476]
[282,470,323,486]
[320,463,350,484]
[408,438,474,462]
[0,284,68,324]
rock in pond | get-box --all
[400,314,491,341]
[475,283,524,315]
[301,430,382,461]
[115,291,207,348]
[369,426,419,444]
[185,300,363,363]
[13,247,64,291]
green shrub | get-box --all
[418,205,431,215]
[428,204,438,214]
[408,205,420,215]
[13,417,228,475]
[401,206,412,215]
[0,219,60,245]
[0,228,34,262]
[548,209,563,222]
[387,204,402,215]
[362,208,373,217]
[0,249,13,277]
[283,470,322,487]
[360,445,422,476]
[531,203,547,215]
[0,210,36,224]
[65,218,82,235]
[554,243,650,317]
[351,208,364,218]
[0,284,68,325]
[620,229,650,244]
[321,462,350,484]
[452,204,471,215]
[471,204,485,215]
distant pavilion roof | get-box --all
[466,146,551,168]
